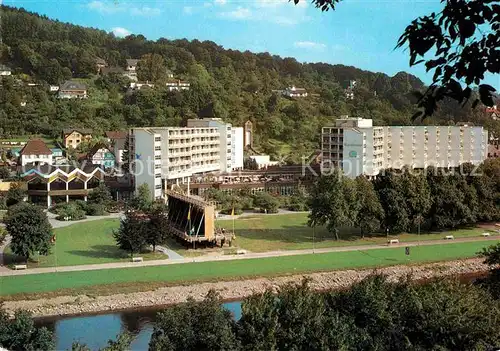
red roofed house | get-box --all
[19,139,53,166]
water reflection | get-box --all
[37,302,242,351]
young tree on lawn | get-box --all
[5,203,52,261]
[113,212,147,258]
[354,176,384,238]
[129,183,152,212]
[147,204,169,252]
[88,182,112,206]
[308,169,356,240]
[253,192,280,214]
[0,308,55,351]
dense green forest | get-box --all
[0,5,497,161]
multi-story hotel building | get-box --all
[322,117,488,178]
[129,119,244,199]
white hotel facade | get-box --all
[322,117,488,178]
[130,119,244,199]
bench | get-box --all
[236,249,247,255]
[482,232,491,237]
[388,239,399,245]
[444,235,454,240]
[13,264,27,270]
[131,257,143,262]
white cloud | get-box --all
[183,6,194,14]
[87,1,123,14]
[112,27,132,37]
[216,0,309,25]
[204,2,213,7]
[214,0,227,5]
[130,6,161,16]
[220,7,252,20]
[294,41,327,50]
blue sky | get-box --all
[4,0,499,88]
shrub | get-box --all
[253,192,280,214]
[53,202,86,221]
[85,203,107,216]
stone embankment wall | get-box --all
[3,258,488,318]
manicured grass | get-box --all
[4,219,166,268]
[0,240,497,298]
[219,213,498,252]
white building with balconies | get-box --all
[321,117,488,178]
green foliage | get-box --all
[70,332,133,351]
[354,176,384,237]
[88,182,112,209]
[149,290,240,351]
[128,183,152,212]
[113,211,148,257]
[5,202,52,260]
[85,203,107,216]
[310,164,500,237]
[137,53,168,83]
[5,182,26,207]
[308,169,356,239]
[147,204,169,252]
[151,276,500,350]
[253,192,280,214]
[50,202,87,221]
[0,167,10,179]
[3,5,496,158]
[0,226,7,246]
[0,309,55,351]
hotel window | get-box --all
[154,155,161,160]
[155,185,162,189]
[154,146,161,151]
[154,136,161,142]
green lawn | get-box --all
[0,240,497,298]
[4,219,166,268]
[219,213,498,252]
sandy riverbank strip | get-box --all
[2,258,489,318]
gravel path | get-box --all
[2,258,487,318]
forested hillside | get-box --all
[0,6,495,161]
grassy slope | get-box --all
[219,213,496,252]
[0,240,497,297]
[4,219,165,268]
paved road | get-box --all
[1,235,498,277]
[154,245,184,260]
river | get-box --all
[36,302,242,351]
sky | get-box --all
[3,0,499,88]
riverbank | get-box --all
[3,258,488,318]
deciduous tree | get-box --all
[6,202,52,261]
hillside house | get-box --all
[105,131,127,165]
[165,79,190,91]
[58,81,87,99]
[95,57,107,73]
[124,59,139,81]
[49,85,60,92]
[19,139,53,166]
[62,128,93,149]
[0,64,12,76]
[166,69,174,78]
[129,81,154,90]
[86,143,116,169]
[283,86,308,98]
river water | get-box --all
[36,302,242,351]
